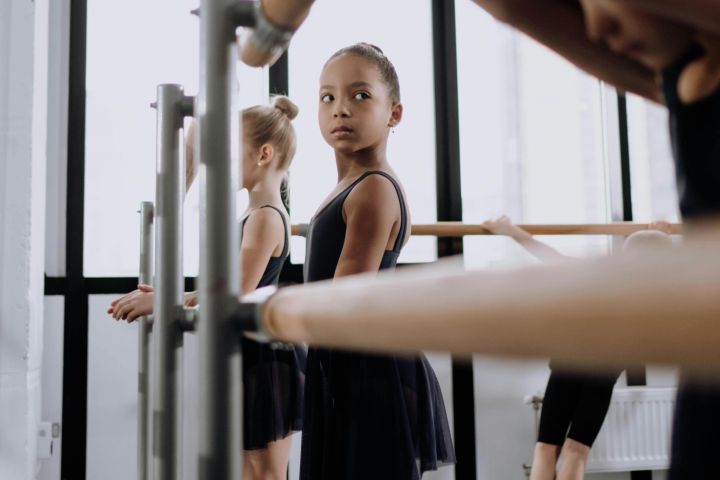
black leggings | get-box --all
[537,368,620,448]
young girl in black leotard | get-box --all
[472,0,720,478]
[108,96,305,480]
[300,43,455,479]
[484,216,673,480]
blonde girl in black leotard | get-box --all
[108,96,305,480]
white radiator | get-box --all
[585,387,675,473]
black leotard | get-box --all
[240,205,306,450]
[300,171,455,479]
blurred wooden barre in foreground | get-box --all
[262,222,720,376]
[291,222,683,237]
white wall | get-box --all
[0,0,48,478]
[37,297,65,480]
[43,0,70,278]
[84,295,202,480]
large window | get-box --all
[83,0,268,276]
[455,4,617,479]
[287,0,438,264]
[456,3,612,270]
[84,0,197,276]
[627,95,680,222]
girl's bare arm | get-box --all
[483,216,571,263]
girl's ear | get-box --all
[257,144,275,166]
[388,103,403,128]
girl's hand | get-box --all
[649,220,674,235]
[184,291,199,307]
[107,284,154,323]
[482,216,528,239]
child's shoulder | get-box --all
[350,170,401,198]
[343,171,403,217]
[243,206,286,234]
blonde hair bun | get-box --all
[272,95,299,121]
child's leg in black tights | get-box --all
[556,371,619,480]
[566,372,620,447]
[531,369,584,480]
[537,370,584,446]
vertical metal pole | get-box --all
[138,201,154,480]
[198,1,242,478]
[153,84,186,480]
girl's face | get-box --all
[318,54,402,155]
[579,0,695,71]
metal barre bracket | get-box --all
[231,1,257,28]
[294,223,309,238]
[179,96,195,117]
[191,1,256,26]
[231,285,277,341]
[179,306,198,333]
[244,2,293,55]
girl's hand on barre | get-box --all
[649,220,673,234]
[184,291,198,307]
[107,284,154,323]
[482,216,530,240]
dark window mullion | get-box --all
[61,0,89,478]
[432,1,477,479]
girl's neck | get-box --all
[334,141,390,182]
[246,175,284,210]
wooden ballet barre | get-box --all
[290,222,683,237]
[261,223,720,376]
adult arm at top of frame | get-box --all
[471,0,661,102]
[238,0,315,67]
[610,0,720,36]
[260,220,720,378]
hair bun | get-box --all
[272,95,299,121]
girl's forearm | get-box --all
[514,235,569,263]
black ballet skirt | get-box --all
[240,205,307,450]
[300,171,455,479]
[660,46,720,479]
